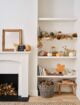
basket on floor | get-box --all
[39,80,54,98]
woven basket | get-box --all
[39,84,54,98]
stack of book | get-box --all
[37,65,46,76]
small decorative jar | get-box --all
[47,52,52,56]
[69,52,74,57]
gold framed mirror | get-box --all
[2,29,23,51]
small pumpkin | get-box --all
[26,45,31,51]
[56,64,65,74]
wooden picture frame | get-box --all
[2,29,23,51]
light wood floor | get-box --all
[29,94,79,103]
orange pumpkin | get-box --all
[26,45,31,51]
[56,64,65,73]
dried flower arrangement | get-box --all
[63,46,76,56]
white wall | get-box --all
[74,0,80,100]
[0,0,80,98]
[38,0,74,18]
[0,0,38,96]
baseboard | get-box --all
[76,93,80,100]
[76,88,80,100]
[18,96,29,101]
[29,89,38,96]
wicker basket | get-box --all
[39,83,54,98]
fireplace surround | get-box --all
[0,52,30,101]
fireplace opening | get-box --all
[0,74,18,101]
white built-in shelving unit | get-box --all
[37,0,77,96]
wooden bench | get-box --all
[57,81,76,95]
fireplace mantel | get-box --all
[0,51,30,54]
[0,51,31,62]
[0,51,30,100]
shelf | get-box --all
[37,75,76,79]
[38,18,77,22]
[38,56,77,59]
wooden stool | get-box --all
[57,81,76,95]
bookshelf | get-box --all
[37,0,77,96]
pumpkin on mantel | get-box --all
[25,45,31,51]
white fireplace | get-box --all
[0,52,30,98]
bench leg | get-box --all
[72,86,76,95]
[58,85,61,95]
